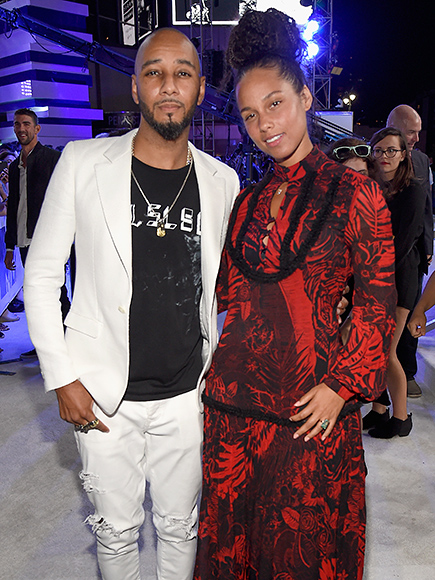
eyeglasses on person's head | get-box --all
[332,144,371,160]
[372,147,404,159]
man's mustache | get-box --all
[155,99,184,107]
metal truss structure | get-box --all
[187,0,216,156]
[0,0,353,182]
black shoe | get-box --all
[20,348,38,360]
[362,408,390,430]
[407,378,422,398]
[368,414,413,439]
[8,299,24,313]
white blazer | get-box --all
[24,130,239,415]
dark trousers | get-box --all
[20,245,71,321]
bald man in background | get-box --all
[387,104,433,398]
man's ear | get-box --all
[131,75,139,105]
[197,76,206,106]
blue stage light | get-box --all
[306,41,320,59]
[302,19,320,41]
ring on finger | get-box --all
[320,419,330,430]
[75,418,100,434]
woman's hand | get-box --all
[290,383,345,442]
[336,285,350,324]
[340,317,352,346]
[408,309,427,337]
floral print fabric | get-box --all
[194,148,397,580]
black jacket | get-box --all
[5,141,61,250]
[411,148,433,261]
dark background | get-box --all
[332,0,435,128]
[75,0,435,152]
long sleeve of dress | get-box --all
[216,249,230,314]
[322,179,397,403]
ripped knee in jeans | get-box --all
[79,470,105,494]
[153,507,198,542]
[84,513,122,538]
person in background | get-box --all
[4,110,61,269]
[326,137,375,177]
[194,9,396,580]
[4,108,68,358]
[325,138,381,345]
[387,105,433,398]
[366,127,426,439]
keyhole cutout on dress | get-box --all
[262,181,288,247]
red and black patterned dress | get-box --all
[194,148,397,580]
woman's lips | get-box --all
[265,133,284,147]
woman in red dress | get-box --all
[194,9,397,580]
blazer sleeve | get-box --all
[24,141,79,391]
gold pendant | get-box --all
[157,225,166,237]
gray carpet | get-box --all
[1,314,435,579]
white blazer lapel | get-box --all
[95,130,137,278]
[191,144,229,319]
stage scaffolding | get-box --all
[187,0,216,157]
[0,0,349,174]
[309,0,334,112]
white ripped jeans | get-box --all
[74,389,203,580]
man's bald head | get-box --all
[134,28,201,77]
[131,27,205,142]
[387,104,422,150]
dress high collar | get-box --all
[273,147,324,180]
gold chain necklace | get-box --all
[131,135,193,237]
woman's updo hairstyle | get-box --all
[226,8,307,93]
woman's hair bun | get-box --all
[227,8,305,73]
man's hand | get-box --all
[56,380,109,432]
[4,251,15,270]
[408,310,427,338]
[290,383,345,442]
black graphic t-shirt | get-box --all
[124,156,202,401]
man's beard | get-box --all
[139,97,198,141]
[17,134,33,146]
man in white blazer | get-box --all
[24,29,239,580]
